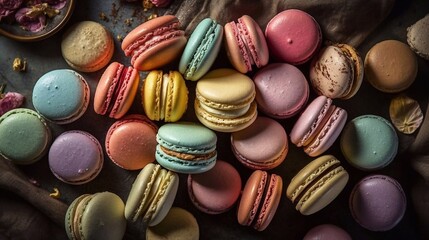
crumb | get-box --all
[28,178,40,187]
[147,13,157,21]
[49,187,61,199]
[117,34,124,42]
[12,57,26,72]
[99,12,109,22]
[111,2,119,18]
[143,0,154,11]
[124,18,133,26]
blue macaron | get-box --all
[179,18,223,81]
[155,122,217,174]
[340,115,398,170]
[32,69,90,124]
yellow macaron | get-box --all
[142,70,188,122]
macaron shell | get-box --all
[304,107,347,157]
[146,207,199,240]
[239,15,269,68]
[338,43,364,99]
[110,66,139,119]
[349,175,406,231]
[142,70,163,120]
[290,96,332,147]
[254,174,282,231]
[224,20,250,73]
[106,114,158,170]
[303,224,352,240]
[194,99,258,132]
[49,130,103,184]
[196,68,255,110]
[80,192,127,240]
[237,170,267,226]
[254,63,309,118]
[165,71,188,122]
[364,40,417,93]
[32,69,89,124]
[0,108,51,164]
[265,9,321,64]
[407,14,429,60]
[231,116,288,170]
[94,62,123,115]
[65,194,90,240]
[179,18,223,81]
[187,160,242,214]
[340,115,398,170]
[310,45,354,99]
[61,21,114,72]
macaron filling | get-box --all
[253,174,278,230]
[160,145,216,161]
[109,66,134,117]
[237,17,260,68]
[246,171,268,226]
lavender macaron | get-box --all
[49,130,103,185]
[303,224,351,240]
[349,175,406,231]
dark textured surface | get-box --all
[0,0,429,239]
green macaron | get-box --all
[65,192,127,240]
[0,108,51,164]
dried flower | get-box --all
[13,57,26,72]
[49,187,61,198]
[389,95,424,134]
[0,84,25,116]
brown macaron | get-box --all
[364,40,418,93]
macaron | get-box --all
[231,116,288,170]
[0,108,51,165]
[124,163,179,226]
[65,192,127,240]
[155,122,217,174]
[179,18,223,81]
[49,130,103,185]
[290,96,347,157]
[310,43,364,99]
[194,68,257,132]
[122,15,187,71]
[286,155,349,215]
[365,40,418,93]
[93,62,139,119]
[224,15,269,73]
[407,14,429,60]
[32,69,90,124]
[106,114,158,170]
[303,224,352,240]
[237,170,283,231]
[349,175,406,231]
[61,21,114,72]
[146,207,199,240]
[254,63,309,118]
[340,115,398,171]
[265,9,322,65]
[142,70,188,122]
[187,160,241,214]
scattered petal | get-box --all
[12,57,26,72]
[150,0,171,8]
[389,95,424,134]
[49,187,61,198]
[0,91,25,116]
[0,0,24,10]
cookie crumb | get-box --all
[124,18,133,26]
[99,12,109,22]
[49,187,61,199]
[12,57,26,72]
[147,13,157,21]
[117,34,124,42]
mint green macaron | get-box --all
[340,115,398,170]
[0,108,51,164]
[179,18,223,81]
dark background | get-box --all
[1,0,429,239]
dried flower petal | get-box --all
[15,7,46,32]
[12,57,26,72]
[0,92,25,116]
[150,0,171,8]
[49,187,61,198]
[389,95,424,134]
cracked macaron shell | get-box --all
[65,192,127,240]
[179,18,223,81]
[125,163,179,226]
[286,155,349,215]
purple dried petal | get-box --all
[0,0,23,10]
[15,7,46,32]
[150,0,171,7]
[0,92,25,116]
[0,7,15,21]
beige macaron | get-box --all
[61,21,114,72]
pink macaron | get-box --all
[237,170,283,231]
[94,62,139,119]
[105,114,158,170]
[265,9,322,65]
[224,15,269,73]
[290,96,347,157]
[121,15,187,71]
[187,160,241,214]
[231,116,288,170]
[254,63,309,119]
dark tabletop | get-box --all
[1,0,429,239]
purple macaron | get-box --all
[349,175,406,231]
[49,130,104,185]
[303,224,351,240]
